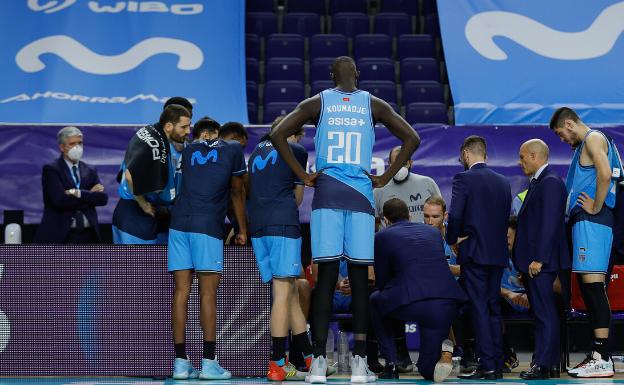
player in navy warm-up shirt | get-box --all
[248,119,313,380]
[270,56,420,384]
[167,135,247,380]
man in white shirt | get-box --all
[374,146,441,228]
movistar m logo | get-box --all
[191,150,217,166]
[409,193,422,202]
[251,150,278,173]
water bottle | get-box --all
[337,330,350,372]
[325,328,335,365]
[4,223,21,244]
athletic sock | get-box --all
[271,336,288,362]
[293,331,313,357]
[203,340,216,360]
[174,343,186,359]
[593,338,610,360]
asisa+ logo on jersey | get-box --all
[190,150,218,166]
[251,150,278,173]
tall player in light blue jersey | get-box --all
[271,56,420,383]
[550,107,622,378]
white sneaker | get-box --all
[350,355,377,383]
[568,351,614,378]
[306,356,328,383]
[433,339,454,383]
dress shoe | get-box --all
[520,365,549,380]
[367,359,384,374]
[379,363,399,379]
[458,369,497,380]
[549,365,560,378]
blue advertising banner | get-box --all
[438,0,624,125]
[0,1,247,124]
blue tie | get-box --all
[72,165,80,188]
[71,165,84,230]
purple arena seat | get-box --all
[266,34,305,59]
[374,13,411,37]
[353,34,392,60]
[263,80,306,104]
[406,102,448,124]
[283,13,322,37]
[309,34,348,60]
[400,57,439,83]
[246,12,278,37]
[397,34,435,59]
[402,80,443,104]
[265,58,305,82]
[331,13,370,37]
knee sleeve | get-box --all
[581,281,611,330]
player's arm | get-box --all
[579,133,612,214]
[270,96,321,186]
[370,96,420,188]
[124,169,155,217]
[294,185,305,206]
[230,175,247,245]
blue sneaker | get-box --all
[199,357,232,380]
[172,357,200,380]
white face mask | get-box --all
[393,166,410,183]
[67,145,83,162]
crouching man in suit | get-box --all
[370,198,467,382]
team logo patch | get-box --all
[342,97,350,102]
[579,247,587,262]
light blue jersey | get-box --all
[313,88,375,212]
[311,88,376,262]
[565,130,621,215]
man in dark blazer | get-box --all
[446,135,511,380]
[514,139,569,379]
[370,198,467,382]
[34,126,108,243]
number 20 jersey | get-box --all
[313,88,375,215]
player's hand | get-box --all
[235,232,247,246]
[528,261,543,278]
[90,184,104,192]
[338,278,351,296]
[451,236,469,256]
[138,200,155,217]
[303,172,320,187]
[507,292,530,308]
[577,192,600,215]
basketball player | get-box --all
[271,56,420,383]
[248,118,313,380]
[550,107,622,378]
[168,134,247,379]
[112,104,190,244]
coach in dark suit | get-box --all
[370,198,467,382]
[34,126,108,244]
[446,135,511,380]
[514,139,569,379]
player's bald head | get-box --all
[521,139,549,160]
[331,56,358,83]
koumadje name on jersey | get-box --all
[326,104,368,114]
